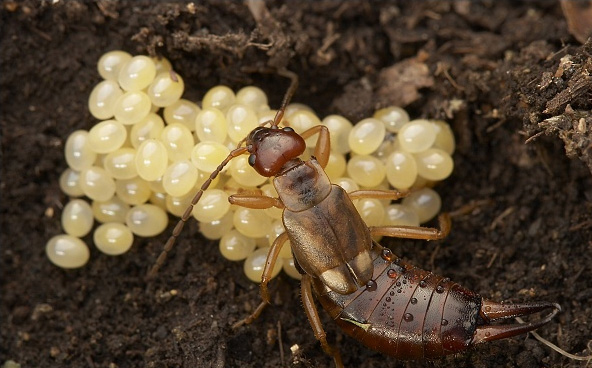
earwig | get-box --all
[149,70,560,366]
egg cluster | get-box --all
[47,51,455,284]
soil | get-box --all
[1,1,591,368]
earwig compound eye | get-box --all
[248,154,256,166]
[283,127,294,132]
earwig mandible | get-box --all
[148,69,560,366]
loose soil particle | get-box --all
[1,1,591,368]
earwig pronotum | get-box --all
[148,70,560,366]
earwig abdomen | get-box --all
[313,245,486,360]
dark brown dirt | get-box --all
[2,1,591,367]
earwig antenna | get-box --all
[272,69,298,128]
[240,66,298,128]
[147,145,248,278]
[147,68,299,278]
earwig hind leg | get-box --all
[299,125,331,168]
[369,213,451,241]
[348,188,411,201]
[229,193,284,209]
[301,275,344,368]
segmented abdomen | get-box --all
[313,246,483,360]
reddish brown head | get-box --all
[246,126,306,177]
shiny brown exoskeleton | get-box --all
[149,70,560,366]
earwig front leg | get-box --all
[370,213,451,241]
[228,194,284,209]
[348,188,410,201]
[301,275,344,368]
[299,125,331,168]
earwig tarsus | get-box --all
[149,70,560,366]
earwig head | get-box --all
[246,126,306,177]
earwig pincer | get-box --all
[149,71,560,366]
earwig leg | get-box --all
[231,233,289,329]
[229,194,284,209]
[231,300,268,330]
[348,189,410,201]
[369,213,451,241]
[229,193,287,304]
[301,275,344,368]
[448,199,493,218]
[299,125,331,168]
[259,232,289,303]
